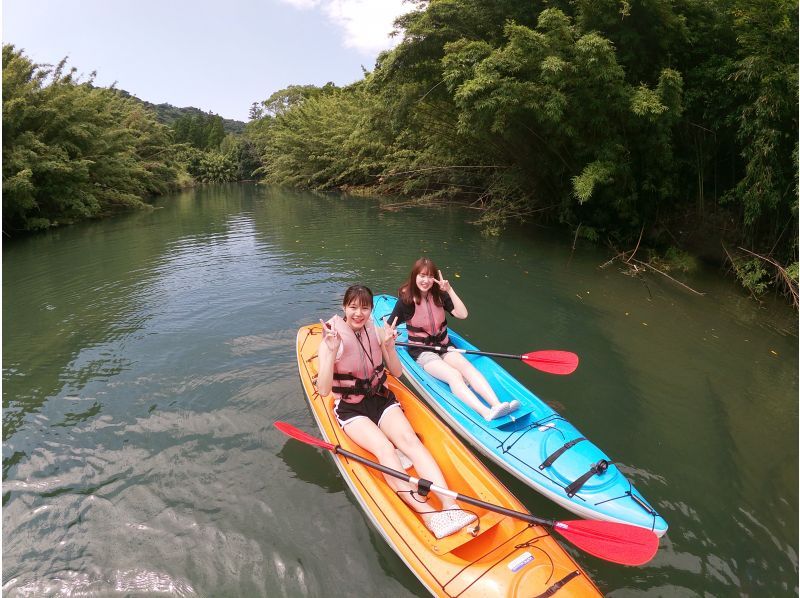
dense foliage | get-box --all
[247,0,798,300]
[113,90,246,134]
[2,45,183,233]
[172,112,226,150]
[2,45,253,235]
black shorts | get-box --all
[334,390,401,428]
[406,341,454,361]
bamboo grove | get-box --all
[3,0,797,301]
[247,0,798,300]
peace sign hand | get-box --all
[382,316,399,349]
[320,319,341,352]
[432,270,451,293]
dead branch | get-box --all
[625,226,645,264]
[378,165,504,178]
[629,258,706,296]
[721,244,762,302]
[600,244,706,296]
[737,246,799,306]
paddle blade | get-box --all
[553,520,659,566]
[274,421,336,451]
[521,350,579,375]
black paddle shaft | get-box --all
[394,341,521,360]
[334,445,553,528]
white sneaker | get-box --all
[426,511,462,539]
[486,402,512,421]
[426,510,478,539]
[507,400,521,413]
[447,508,478,529]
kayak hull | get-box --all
[372,295,668,538]
[296,324,602,597]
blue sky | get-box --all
[3,0,410,121]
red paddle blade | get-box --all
[521,350,579,375]
[553,520,659,566]
[274,421,336,451]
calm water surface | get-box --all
[3,185,797,596]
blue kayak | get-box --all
[374,294,668,537]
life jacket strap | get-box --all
[332,363,385,381]
[406,324,449,344]
[331,366,387,397]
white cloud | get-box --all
[280,0,323,8]
[280,0,410,55]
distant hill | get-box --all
[114,89,246,134]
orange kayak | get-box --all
[296,324,602,597]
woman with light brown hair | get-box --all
[389,257,519,421]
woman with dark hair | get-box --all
[389,258,519,421]
[317,284,477,539]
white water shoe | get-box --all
[507,400,521,413]
[426,510,478,539]
[395,448,413,470]
[447,508,478,530]
[486,402,512,421]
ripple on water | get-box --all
[2,569,197,597]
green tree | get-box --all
[260,83,337,117]
[2,45,180,234]
[246,0,797,298]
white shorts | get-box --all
[416,350,445,368]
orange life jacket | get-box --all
[327,315,387,403]
[406,294,450,347]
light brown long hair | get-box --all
[398,257,444,306]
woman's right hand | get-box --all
[433,270,452,293]
[320,319,341,353]
[381,316,399,349]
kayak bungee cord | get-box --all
[593,484,660,534]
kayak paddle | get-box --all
[395,341,579,375]
[274,421,658,566]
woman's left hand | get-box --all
[433,270,451,293]
[382,316,399,348]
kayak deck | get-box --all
[372,295,668,537]
[295,324,602,597]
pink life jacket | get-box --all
[327,315,387,403]
[406,294,450,347]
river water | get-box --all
[3,184,797,596]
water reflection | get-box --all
[276,439,345,494]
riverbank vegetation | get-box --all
[1,45,253,234]
[2,45,183,232]
[245,0,797,303]
[3,0,797,304]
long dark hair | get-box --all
[342,284,373,308]
[398,257,444,306]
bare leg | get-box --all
[442,352,502,406]
[422,359,493,419]
[378,406,457,510]
[342,416,441,515]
